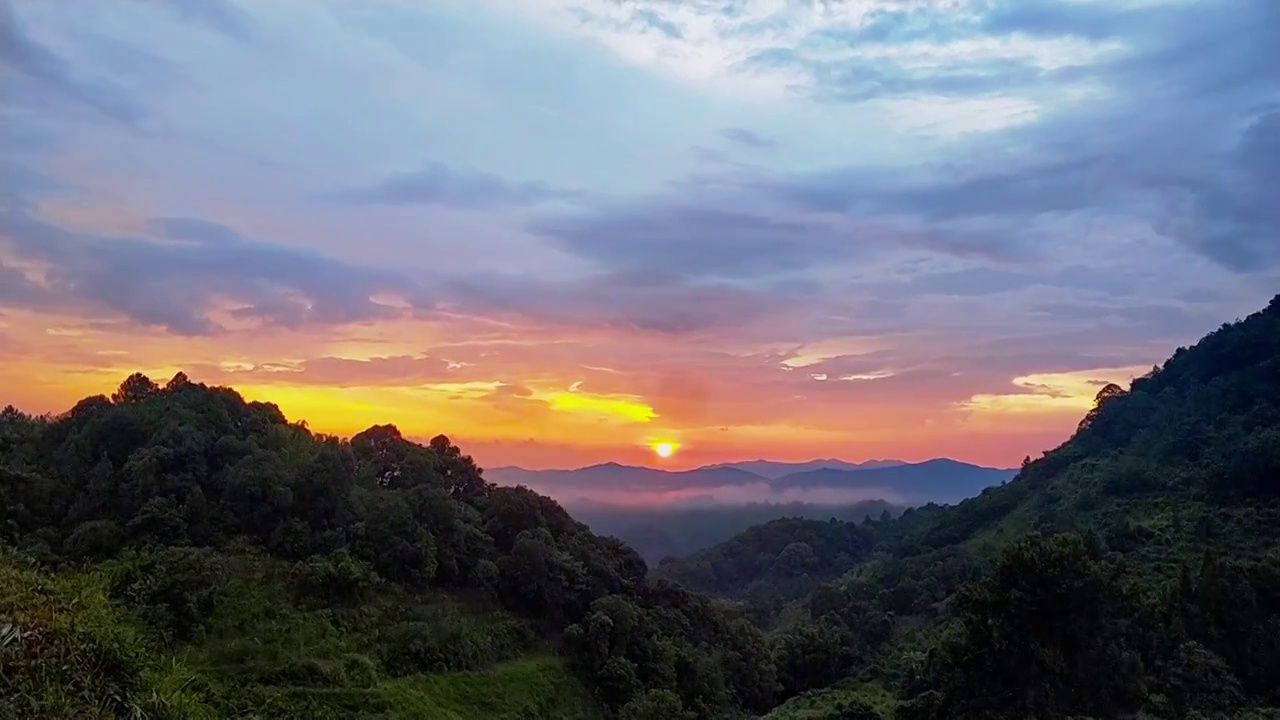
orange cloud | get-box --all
[961,366,1150,416]
[0,293,1151,473]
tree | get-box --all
[428,434,489,499]
[1077,381,1127,432]
[774,621,855,698]
[919,534,1149,719]
[111,373,159,404]
[351,424,408,486]
[295,549,381,607]
[619,689,694,720]
[774,541,818,577]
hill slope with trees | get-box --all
[0,374,776,718]
[663,295,1280,718]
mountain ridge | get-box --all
[483,457,1015,508]
[701,458,907,478]
[768,458,1017,504]
[486,457,910,476]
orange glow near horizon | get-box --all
[0,292,1167,476]
[0,300,1155,474]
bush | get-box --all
[342,653,380,689]
[619,689,694,720]
[0,555,151,718]
[106,547,228,642]
[377,615,533,676]
[65,519,123,561]
[295,549,381,607]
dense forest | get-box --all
[2,294,1279,719]
[0,375,773,718]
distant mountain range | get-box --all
[484,457,1016,508]
[767,458,1017,504]
[700,458,905,479]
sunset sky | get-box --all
[1,0,1277,471]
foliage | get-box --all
[0,550,215,719]
[0,371,774,717]
[378,656,600,720]
[664,295,1280,717]
[761,685,895,720]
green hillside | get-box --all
[0,548,597,719]
[663,295,1280,718]
[0,375,773,718]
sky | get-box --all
[1,0,1277,472]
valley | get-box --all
[491,458,1015,562]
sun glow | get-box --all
[652,441,677,459]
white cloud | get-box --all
[496,0,1119,105]
[781,336,886,368]
[840,370,895,381]
[871,95,1044,137]
[841,34,1122,72]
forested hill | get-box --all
[667,295,1280,719]
[0,375,776,719]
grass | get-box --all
[380,656,601,720]
[0,548,604,719]
[178,550,602,718]
[760,682,897,720]
[0,550,216,719]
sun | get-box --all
[652,441,677,459]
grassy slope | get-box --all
[381,656,599,720]
[0,550,212,719]
[0,549,603,720]
[760,683,897,720]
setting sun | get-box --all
[652,442,677,459]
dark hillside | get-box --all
[652,505,946,625]
[670,295,1280,719]
[0,374,777,719]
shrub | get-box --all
[295,549,381,607]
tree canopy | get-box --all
[0,373,774,718]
